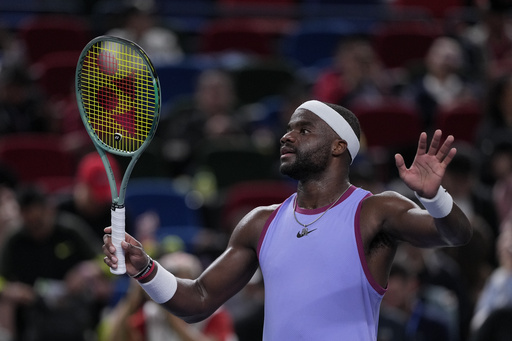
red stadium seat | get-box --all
[17,14,91,64]
[349,97,424,182]
[33,51,81,101]
[391,0,464,18]
[371,21,442,69]
[221,180,296,232]
[350,97,423,150]
[199,17,293,58]
[434,100,483,144]
[0,133,78,193]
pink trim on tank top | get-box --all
[354,193,387,295]
[257,203,281,258]
[294,186,357,215]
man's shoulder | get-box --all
[362,190,412,207]
[229,204,282,249]
[241,204,281,229]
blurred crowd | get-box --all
[1,0,512,340]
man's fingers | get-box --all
[438,135,455,160]
[395,153,406,173]
[442,147,457,166]
[416,132,428,155]
[427,129,442,155]
[104,256,117,269]
[102,234,118,258]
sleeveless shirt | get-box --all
[257,186,386,340]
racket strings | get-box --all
[78,40,157,153]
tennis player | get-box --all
[103,100,472,340]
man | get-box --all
[103,100,472,340]
[0,186,104,341]
[59,151,124,243]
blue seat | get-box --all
[125,178,202,228]
[280,19,375,68]
[155,57,217,113]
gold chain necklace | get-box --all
[293,185,351,228]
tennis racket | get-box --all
[75,36,161,275]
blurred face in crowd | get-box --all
[426,37,463,78]
[0,186,20,230]
[335,39,380,86]
[21,200,55,241]
[195,69,235,116]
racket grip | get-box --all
[110,206,126,275]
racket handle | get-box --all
[110,206,126,275]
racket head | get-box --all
[75,35,161,157]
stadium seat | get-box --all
[33,50,80,101]
[195,140,280,192]
[231,61,298,105]
[349,97,423,150]
[434,100,483,144]
[0,133,77,193]
[349,97,424,182]
[124,177,203,228]
[155,57,217,112]
[281,19,375,68]
[371,20,442,69]
[221,179,296,232]
[17,14,91,64]
[198,17,292,58]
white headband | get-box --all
[297,100,359,164]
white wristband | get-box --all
[138,261,178,304]
[415,186,453,218]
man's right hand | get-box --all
[102,227,149,277]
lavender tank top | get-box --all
[257,186,386,340]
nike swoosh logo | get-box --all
[297,228,317,238]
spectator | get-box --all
[378,259,453,341]
[489,143,512,225]
[393,243,471,340]
[0,186,105,341]
[476,74,512,185]
[402,36,482,131]
[461,0,512,79]
[0,163,20,249]
[225,269,264,341]
[102,251,237,341]
[159,68,247,177]
[106,5,184,66]
[0,65,55,134]
[439,144,496,334]
[58,151,127,243]
[470,306,512,341]
[312,35,391,108]
[470,219,512,332]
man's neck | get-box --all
[296,180,351,209]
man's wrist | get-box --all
[415,186,453,218]
[137,261,177,304]
[131,256,155,281]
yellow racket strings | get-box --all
[80,40,157,153]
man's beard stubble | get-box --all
[279,142,331,181]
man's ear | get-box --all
[332,139,348,156]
